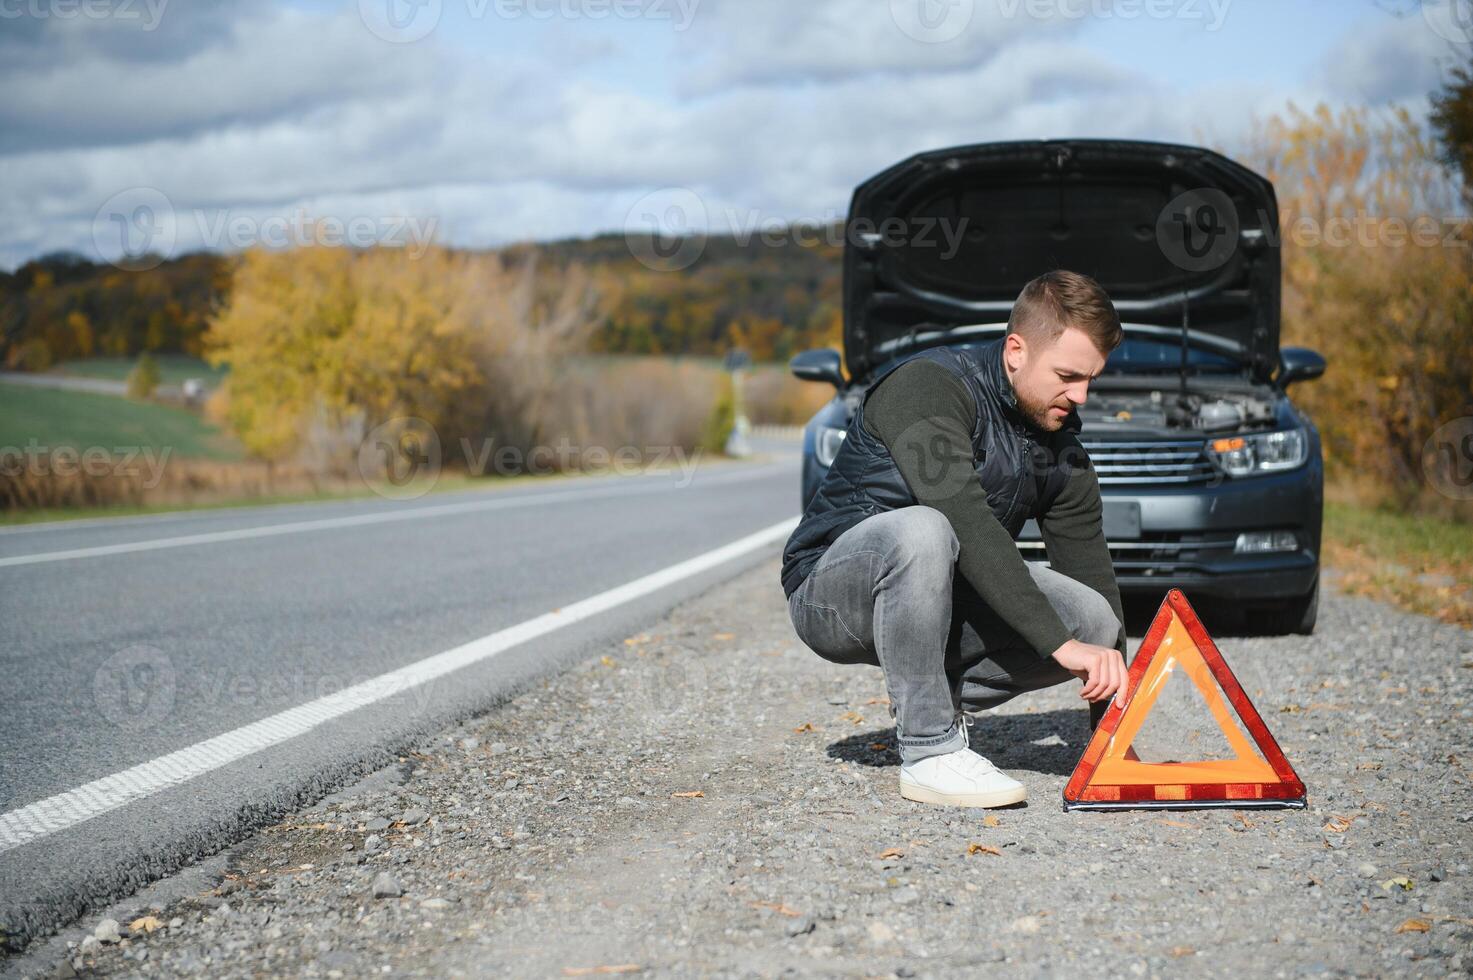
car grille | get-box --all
[1017,531,1239,574]
[1080,439,1216,485]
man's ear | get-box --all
[1003,331,1027,373]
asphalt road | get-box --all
[0,445,802,951]
[14,552,1472,978]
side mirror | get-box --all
[790,348,846,389]
[1277,347,1326,387]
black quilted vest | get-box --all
[780,338,1085,599]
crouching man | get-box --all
[781,270,1131,808]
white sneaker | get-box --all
[898,720,1026,808]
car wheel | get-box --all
[1255,572,1319,636]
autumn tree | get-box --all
[201,240,607,475]
[1243,103,1473,513]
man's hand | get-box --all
[1050,639,1128,703]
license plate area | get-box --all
[1103,500,1142,540]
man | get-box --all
[781,269,1130,808]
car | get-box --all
[789,138,1326,635]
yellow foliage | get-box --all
[201,241,606,469]
[1242,103,1473,516]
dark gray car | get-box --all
[790,139,1326,635]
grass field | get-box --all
[0,379,244,460]
[0,453,751,526]
[42,354,229,387]
[1323,500,1472,627]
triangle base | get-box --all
[1064,796,1306,813]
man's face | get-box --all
[1002,325,1109,432]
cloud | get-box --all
[0,3,437,155]
[0,0,1432,271]
[1318,10,1449,106]
[671,0,1084,94]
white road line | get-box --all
[0,515,799,852]
[0,464,787,568]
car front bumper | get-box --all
[1018,462,1323,604]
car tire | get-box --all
[1256,572,1319,636]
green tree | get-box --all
[1430,49,1473,192]
[126,350,161,399]
[699,373,736,456]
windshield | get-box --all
[1103,338,1242,375]
[863,334,1245,384]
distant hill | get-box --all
[1,231,844,372]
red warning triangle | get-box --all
[1064,589,1306,811]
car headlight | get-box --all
[815,425,848,467]
[1207,429,1308,477]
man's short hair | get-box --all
[1006,270,1123,354]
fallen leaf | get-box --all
[1380,876,1414,892]
[868,742,891,752]
[600,656,616,667]
[1234,813,1256,830]
[1322,815,1354,834]
[671,791,704,799]
[864,697,890,705]
[878,847,905,860]
[129,916,162,934]
[967,843,1001,856]
[838,710,864,725]
[983,815,1000,828]
[1168,946,1195,958]
[1158,819,1193,829]
[712,632,735,641]
[1357,761,1382,771]
[1394,918,1431,934]
[793,722,815,733]
[750,900,802,917]
[1279,704,1302,713]
[562,965,642,976]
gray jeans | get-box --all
[787,506,1122,764]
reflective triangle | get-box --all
[1063,589,1306,811]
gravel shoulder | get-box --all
[11,558,1473,979]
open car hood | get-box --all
[843,139,1281,382]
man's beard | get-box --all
[1015,387,1068,432]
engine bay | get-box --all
[1078,387,1278,434]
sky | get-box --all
[0,0,1462,271]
